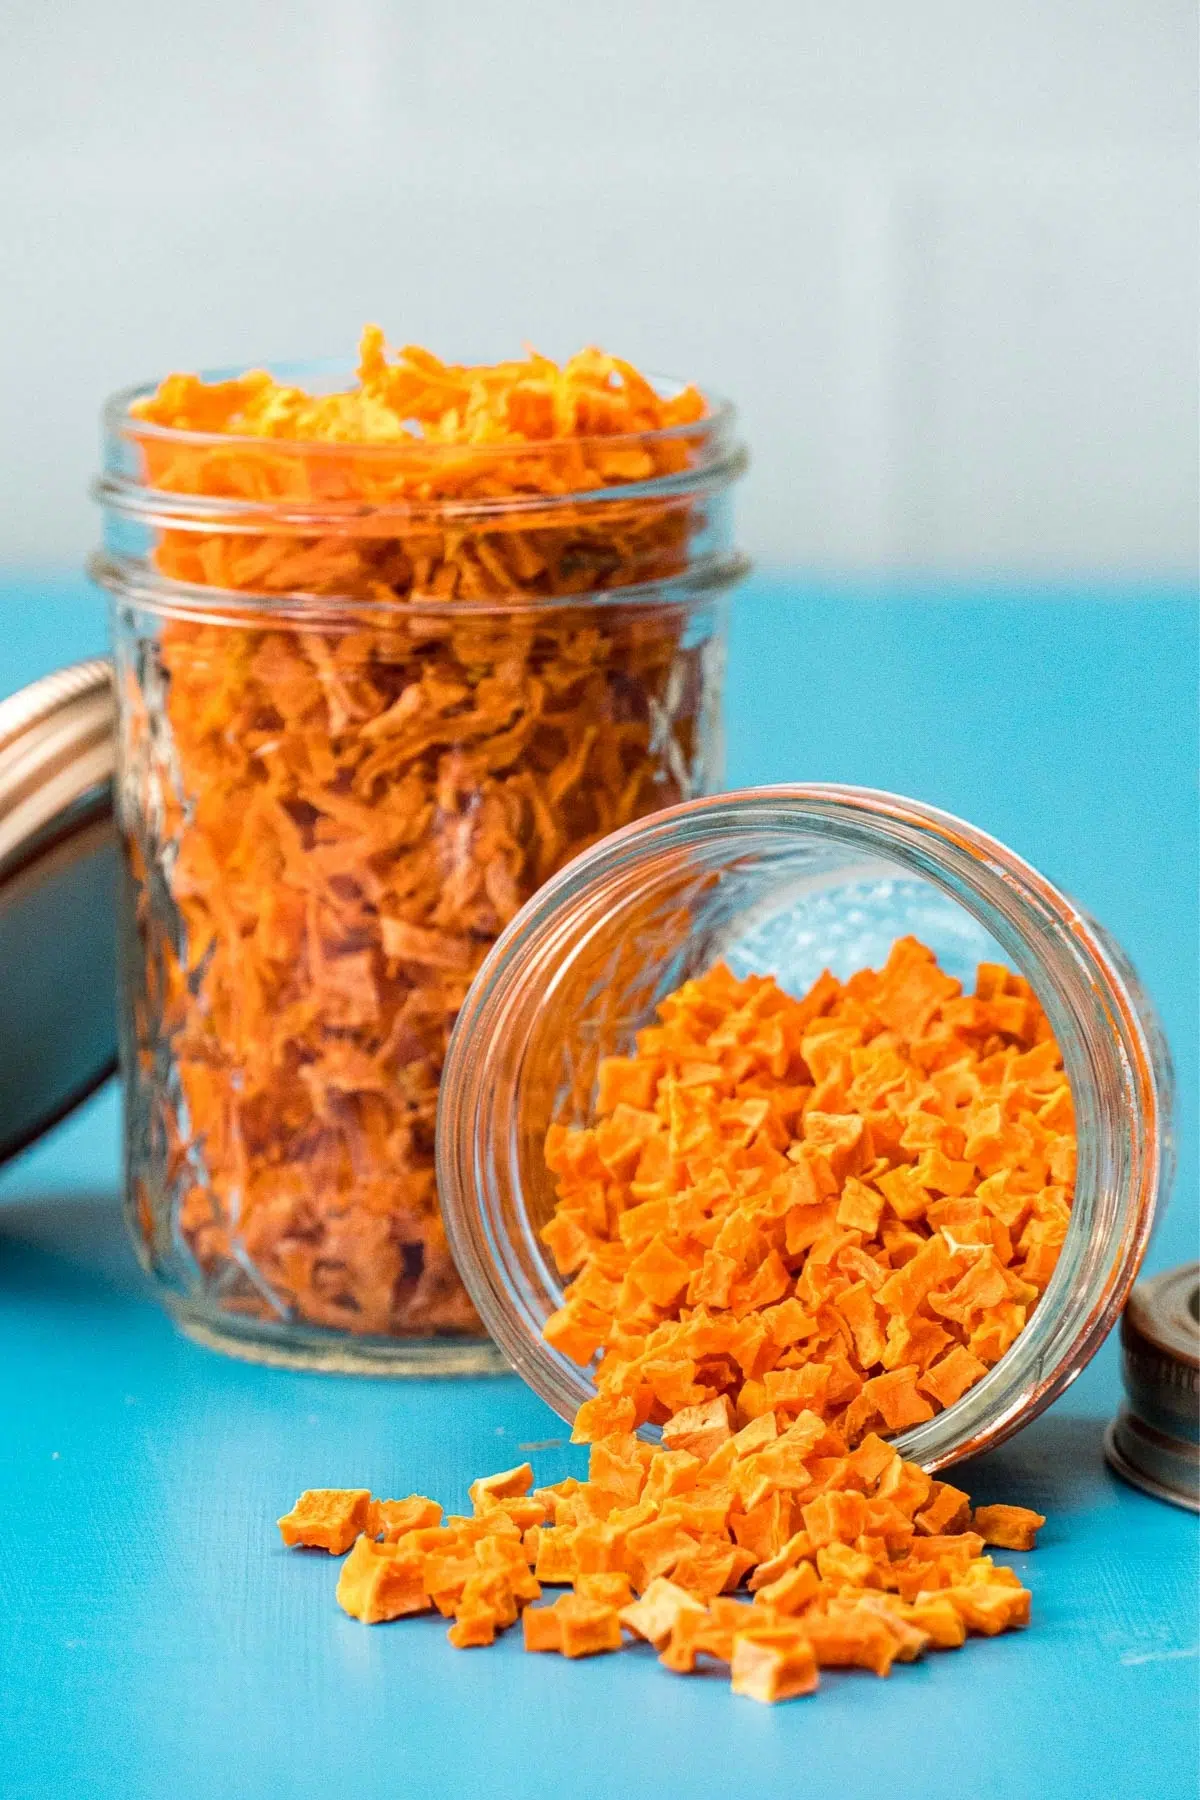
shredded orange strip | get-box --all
[124,329,719,1338]
[278,940,1059,1701]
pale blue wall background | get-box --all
[0,0,1195,574]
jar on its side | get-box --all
[91,364,748,1372]
[438,785,1174,1466]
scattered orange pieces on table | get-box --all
[277,941,1059,1700]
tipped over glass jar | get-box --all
[438,786,1174,1469]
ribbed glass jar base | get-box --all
[167,1298,512,1376]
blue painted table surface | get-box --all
[1,571,1196,1800]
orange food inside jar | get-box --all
[107,330,745,1349]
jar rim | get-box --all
[437,783,1172,1470]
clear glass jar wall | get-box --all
[438,787,1174,1467]
[92,362,748,1371]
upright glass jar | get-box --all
[91,361,747,1372]
[438,786,1174,1468]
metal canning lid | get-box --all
[0,658,119,1166]
[1105,1262,1200,1511]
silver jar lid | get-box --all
[0,659,118,1164]
[1105,1262,1200,1511]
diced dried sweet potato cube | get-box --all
[971,1503,1046,1551]
[335,1536,431,1623]
[695,1597,757,1663]
[571,1394,637,1444]
[944,1582,1032,1634]
[448,1609,497,1649]
[816,1543,879,1589]
[628,1237,693,1306]
[573,1572,634,1609]
[278,1488,372,1554]
[730,1627,819,1702]
[531,1527,577,1585]
[658,1608,710,1674]
[858,1368,935,1431]
[914,1480,973,1536]
[468,1464,534,1510]
[523,1605,563,1652]
[747,1529,817,1590]
[543,1307,604,1365]
[804,1609,898,1676]
[619,1577,705,1649]
[906,1593,968,1648]
[669,1542,748,1601]
[570,1521,630,1574]
[661,1395,735,1461]
[553,1594,624,1658]
[802,1490,868,1548]
[754,1560,821,1614]
[367,1495,443,1541]
[643,1450,702,1504]
[918,1345,990,1410]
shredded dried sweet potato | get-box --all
[278,939,1057,1702]
[120,330,730,1339]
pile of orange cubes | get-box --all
[278,941,1061,1702]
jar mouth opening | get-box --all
[88,548,752,621]
[437,784,1170,1470]
[103,362,737,460]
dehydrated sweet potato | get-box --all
[277,1487,372,1553]
[280,942,1059,1701]
[544,940,1075,1446]
[120,330,730,1340]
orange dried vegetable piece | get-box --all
[335,1536,430,1622]
[531,1527,578,1585]
[573,1572,634,1609]
[753,1561,821,1614]
[660,1395,735,1461]
[278,1488,372,1554]
[367,1495,443,1541]
[468,1464,534,1509]
[448,1609,497,1649]
[943,1581,1032,1635]
[618,1577,706,1648]
[802,1608,899,1677]
[523,1593,623,1658]
[522,1604,565,1653]
[918,1345,990,1409]
[730,1626,819,1702]
[914,1480,973,1536]
[906,1593,968,1649]
[125,331,725,1344]
[971,1504,1046,1551]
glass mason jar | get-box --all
[90,362,748,1372]
[438,786,1175,1468]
